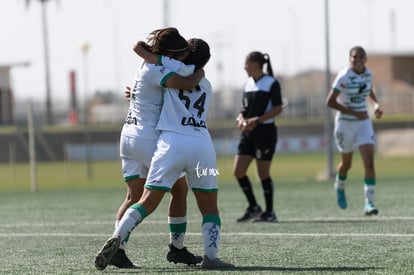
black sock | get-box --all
[237,176,258,208]
[261,178,274,212]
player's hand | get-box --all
[125,86,131,102]
[195,68,205,78]
[374,107,383,119]
[237,119,245,130]
[241,117,259,131]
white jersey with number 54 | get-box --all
[157,75,211,137]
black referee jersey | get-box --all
[241,74,282,120]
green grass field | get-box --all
[0,154,413,274]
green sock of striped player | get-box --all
[202,214,221,260]
[168,216,187,249]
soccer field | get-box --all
[0,154,413,274]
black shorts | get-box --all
[237,123,277,161]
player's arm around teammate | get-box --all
[133,40,205,90]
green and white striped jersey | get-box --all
[332,67,373,121]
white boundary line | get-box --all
[1,216,413,228]
[1,232,414,238]
[1,216,413,238]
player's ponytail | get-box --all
[263,53,274,77]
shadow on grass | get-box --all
[279,219,381,224]
[232,266,380,272]
[105,265,380,273]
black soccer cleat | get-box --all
[252,211,278,223]
[237,205,262,222]
[95,236,121,270]
[166,244,203,266]
[109,249,140,269]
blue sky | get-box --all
[1,0,413,103]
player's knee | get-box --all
[233,168,245,179]
[339,162,352,171]
[171,184,188,197]
[364,159,374,170]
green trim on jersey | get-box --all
[338,117,365,121]
[347,83,361,89]
[192,187,218,192]
[169,222,187,233]
[145,185,171,192]
[124,175,141,182]
[157,55,162,65]
[344,105,366,110]
[160,72,175,87]
[202,214,221,227]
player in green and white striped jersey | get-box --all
[326,46,383,216]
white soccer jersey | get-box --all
[120,58,187,179]
[160,56,191,73]
[157,67,211,137]
[121,62,180,139]
[332,67,373,121]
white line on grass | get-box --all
[1,232,414,238]
[276,216,414,222]
[1,216,413,228]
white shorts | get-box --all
[334,118,375,153]
[146,131,219,192]
[120,134,157,181]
